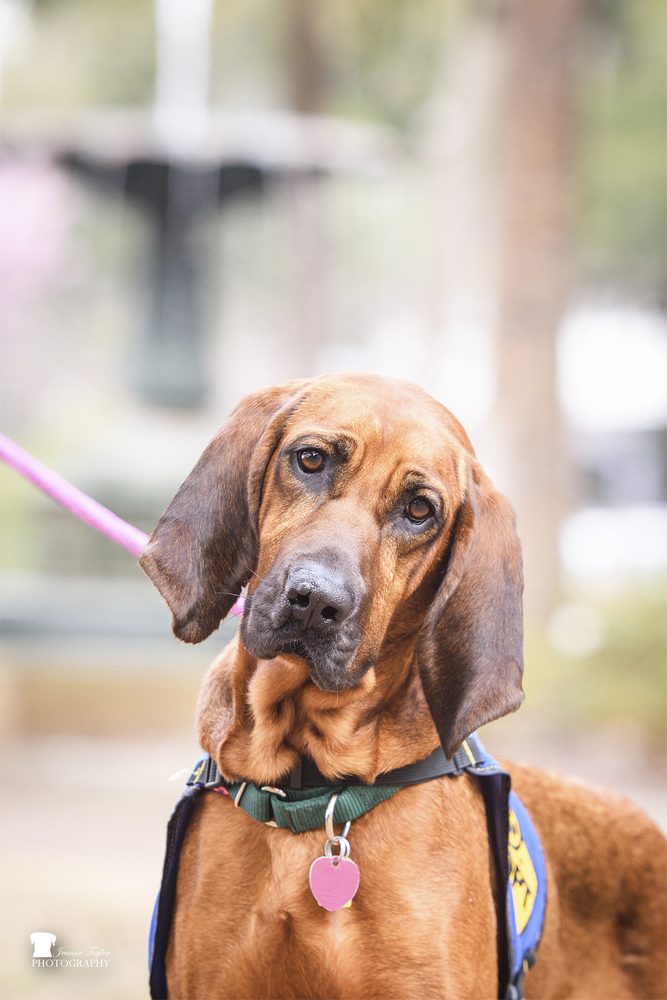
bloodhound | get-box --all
[141,372,666,1000]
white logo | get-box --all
[30,933,56,958]
[30,933,110,968]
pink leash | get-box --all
[0,432,245,618]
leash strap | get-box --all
[0,432,150,558]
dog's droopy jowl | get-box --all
[141,372,666,1000]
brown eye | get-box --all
[406,497,433,523]
[297,449,325,473]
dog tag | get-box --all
[309,855,360,911]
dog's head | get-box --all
[140,372,523,757]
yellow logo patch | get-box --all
[508,808,538,934]
[191,760,206,783]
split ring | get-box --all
[324,836,351,860]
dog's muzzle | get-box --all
[240,555,368,690]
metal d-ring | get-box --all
[324,792,352,863]
[324,794,352,842]
[324,793,339,842]
[233,782,248,808]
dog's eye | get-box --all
[297,449,325,473]
[405,497,433,523]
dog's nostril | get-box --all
[285,573,352,626]
[287,589,311,609]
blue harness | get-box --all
[149,735,545,1000]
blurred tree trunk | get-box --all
[494,0,579,620]
[284,0,330,377]
[424,8,505,420]
[288,0,327,113]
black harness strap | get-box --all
[196,739,484,791]
[149,786,201,1000]
[294,741,484,787]
[478,767,513,995]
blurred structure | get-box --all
[153,0,213,155]
[5,0,394,411]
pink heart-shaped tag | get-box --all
[309,856,360,911]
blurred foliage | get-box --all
[4,0,154,108]
[5,0,450,126]
[210,0,285,109]
[523,583,667,744]
[210,0,449,124]
[0,463,42,570]
[577,0,666,303]
[317,0,449,127]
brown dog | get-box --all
[141,372,666,1000]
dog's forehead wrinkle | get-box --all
[285,378,454,449]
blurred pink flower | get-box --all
[0,158,75,332]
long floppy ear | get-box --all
[417,459,524,759]
[139,380,310,643]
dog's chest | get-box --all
[167,781,499,998]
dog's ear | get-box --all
[139,381,309,644]
[417,460,524,759]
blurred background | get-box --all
[0,0,665,996]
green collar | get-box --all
[186,738,484,833]
[219,781,400,833]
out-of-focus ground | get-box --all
[0,575,233,1000]
[1,735,198,1000]
[1,582,664,1000]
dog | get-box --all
[141,371,666,1000]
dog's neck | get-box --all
[197,634,441,785]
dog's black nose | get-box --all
[285,566,355,628]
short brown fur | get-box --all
[141,372,666,1000]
